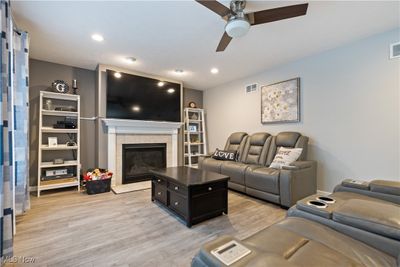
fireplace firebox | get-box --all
[122,143,166,184]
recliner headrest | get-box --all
[250,132,271,146]
[229,132,247,144]
[276,132,301,147]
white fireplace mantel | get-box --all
[102,118,182,134]
[102,118,183,185]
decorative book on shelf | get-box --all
[184,108,207,168]
[37,91,81,197]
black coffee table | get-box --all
[150,166,229,227]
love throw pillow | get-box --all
[270,147,303,169]
[212,149,237,161]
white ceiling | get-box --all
[12,1,399,90]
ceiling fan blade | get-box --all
[195,0,233,18]
[216,32,232,52]
[249,3,308,26]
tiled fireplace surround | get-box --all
[102,119,182,186]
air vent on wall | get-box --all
[245,83,258,93]
[390,42,400,59]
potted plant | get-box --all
[83,168,113,195]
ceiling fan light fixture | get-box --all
[225,18,250,38]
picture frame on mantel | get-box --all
[261,77,300,124]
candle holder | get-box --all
[72,79,78,95]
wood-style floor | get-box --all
[12,189,286,267]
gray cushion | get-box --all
[228,132,248,145]
[249,132,270,146]
[241,133,272,165]
[225,143,240,152]
[243,217,396,267]
[245,167,280,195]
[221,162,259,186]
[193,217,397,267]
[201,158,223,173]
[224,132,247,152]
[276,132,301,147]
[333,199,400,241]
[224,132,248,161]
[341,179,370,190]
[221,161,248,185]
[266,132,309,166]
[334,185,400,205]
[370,180,400,196]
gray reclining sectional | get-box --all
[192,179,400,267]
[288,179,400,257]
[334,179,400,204]
[199,132,317,207]
[192,217,396,267]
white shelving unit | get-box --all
[184,108,207,167]
[37,91,80,197]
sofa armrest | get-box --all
[370,180,400,196]
[282,161,315,170]
[198,154,213,169]
[279,161,317,208]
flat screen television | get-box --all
[106,70,181,122]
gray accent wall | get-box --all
[29,59,203,186]
[184,87,203,108]
[180,87,204,164]
[29,59,97,186]
[203,29,400,192]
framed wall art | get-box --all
[261,78,300,124]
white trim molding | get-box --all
[102,119,183,186]
[102,119,182,134]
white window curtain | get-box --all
[1,0,30,259]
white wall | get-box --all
[204,29,400,192]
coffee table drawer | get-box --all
[192,181,227,196]
[192,190,227,219]
[169,191,188,217]
[153,177,166,186]
[168,182,188,195]
[153,183,167,205]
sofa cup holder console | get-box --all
[296,194,341,219]
[307,200,327,209]
[316,196,336,204]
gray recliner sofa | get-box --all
[192,179,400,267]
[199,132,317,208]
[199,132,248,173]
[192,216,397,267]
[288,179,400,257]
[334,179,400,204]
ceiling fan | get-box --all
[195,0,309,52]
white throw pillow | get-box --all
[269,147,303,169]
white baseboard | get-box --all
[317,190,331,195]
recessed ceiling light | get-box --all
[132,105,141,112]
[114,72,122,78]
[91,33,104,42]
[158,81,165,87]
[167,88,175,94]
[125,57,136,64]
[174,69,184,74]
[211,68,219,74]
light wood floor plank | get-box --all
[10,189,286,267]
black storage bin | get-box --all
[85,178,111,195]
